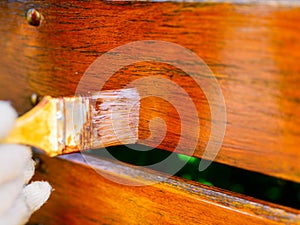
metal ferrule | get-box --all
[56,95,92,154]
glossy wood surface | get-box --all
[29,153,300,225]
[0,1,300,183]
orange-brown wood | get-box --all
[29,153,300,225]
[1,1,300,183]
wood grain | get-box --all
[0,1,300,182]
[29,153,300,225]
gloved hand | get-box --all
[0,101,51,225]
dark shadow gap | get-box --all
[85,144,300,210]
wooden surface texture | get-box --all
[29,153,300,225]
[0,1,300,183]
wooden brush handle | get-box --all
[2,97,60,156]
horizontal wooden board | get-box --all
[0,1,300,182]
[28,153,300,224]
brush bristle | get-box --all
[90,88,140,149]
[61,88,140,154]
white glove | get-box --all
[0,101,52,225]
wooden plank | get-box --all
[29,153,300,225]
[0,1,300,182]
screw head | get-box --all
[30,93,42,106]
[26,8,42,26]
[32,151,47,174]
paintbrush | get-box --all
[1,88,140,156]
